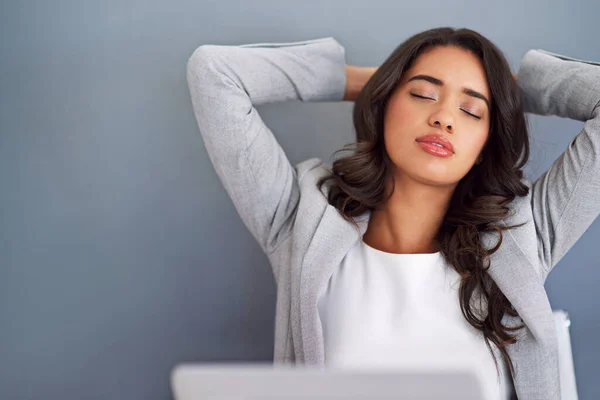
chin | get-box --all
[389,154,464,187]
[415,174,458,187]
[405,165,461,187]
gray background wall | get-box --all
[1,0,599,399]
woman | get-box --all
[186,27,600,399]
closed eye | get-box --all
[410,93,434,100]
[461,109,482,120]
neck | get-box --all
[362,174,455,254]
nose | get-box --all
[428,107,454,133]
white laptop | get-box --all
[170,363,486,400]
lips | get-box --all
[415,134,454,153]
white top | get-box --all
[317,238,513,400]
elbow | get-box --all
[186,45,221,89]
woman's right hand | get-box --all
[343,65,378,101]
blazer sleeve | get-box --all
[186,37,347,265]
[518,49,600,279]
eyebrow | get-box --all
[407,74,490,108]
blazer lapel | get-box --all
[483,218,560,398]
[297,206,370,364]
[483,226,556,342]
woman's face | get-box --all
[383,45,491,188]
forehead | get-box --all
[404,46,489,96]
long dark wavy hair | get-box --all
[317,27,530,377]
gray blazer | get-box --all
[186,37,600,399]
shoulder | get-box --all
[295,158,333,191]
[295,157,332,179]
[503,178,534,221]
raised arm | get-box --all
[186,37,347,277]
[518,49,600,280]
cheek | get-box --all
[384,98,420,137]
[394,97,423,122]
[461,129,489,159]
